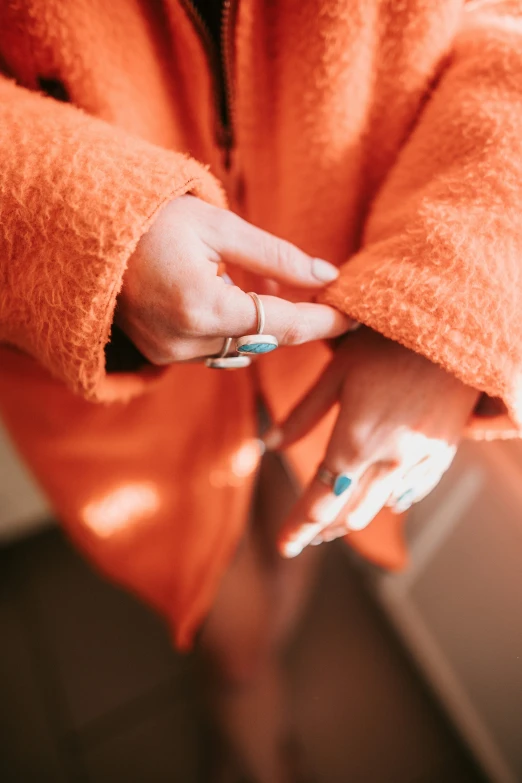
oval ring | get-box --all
[317,465,354,497]
[236,292,279,355]
[205,336,251,369]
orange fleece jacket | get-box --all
[0,0,521,647]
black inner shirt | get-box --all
[191,0,223,51]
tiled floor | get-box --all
[0,526,487,783]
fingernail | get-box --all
[311,258,339,283]
[394,489,415,514]
[262,428,283,451]
[310,537,323,546]
[282,540,304,558]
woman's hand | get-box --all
[263,328,480,557]
[116,195,355,363]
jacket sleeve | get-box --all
[0,76,226,402]
[320,0,522,439]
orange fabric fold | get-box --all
[1,0,522,645]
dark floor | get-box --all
[0,526,487,783]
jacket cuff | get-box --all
[0,80,226,402]
[320,257,522,440]
[85,157,226,403]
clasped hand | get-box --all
[117,195,354,361]
[263,328,479,557]
[118,196,479,557]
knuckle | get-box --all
[176,295,211,337]
[175,311,192,337]
[129,329,170,365]
[335,429,368,466]
[164,341,186,363]
[211,285,234,325]
[191,308,213,336]
[165,340,205,364]
[205,206,237,251]
[282,313,307,346]
[142,339,177,365]
[271,238,300,274]
[142,346,169,366]
[346,427,365,454]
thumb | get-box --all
[215,211,343,288]
[210,283,355,346]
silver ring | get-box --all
[205,336,251,369]
[204,273,252,369]
[206,355,252,369]
[218,337,232,358]
[236,292,279,355]
[317,466,354,497]
[251,291,266,333]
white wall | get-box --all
[372,440,522,783]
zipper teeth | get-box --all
[180,0,235,149]
[221,0,235,131]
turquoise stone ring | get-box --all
[206,336,252,369]
[237,338,278,354]
[236,292,279,356]
[317,466,354,497]
[333,474,353,496]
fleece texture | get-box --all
[0,78,225,401]
[1,0,521,646]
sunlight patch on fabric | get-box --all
[210,439,263,487]
[82,482,160,537]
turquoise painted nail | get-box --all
[333,474,352,496]
[395,488,415,512]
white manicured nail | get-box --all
[311,258,339,283]
[283,540,304,558]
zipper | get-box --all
[220,0,236,160]
[179,0,237,169]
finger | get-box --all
[215,211,343,287]
[310,468,380,545]
[391,467,445,513]
[340,462,402,531]
[311,461,402,545]
[279,459,399,557]
[387,444,456,511]
[144,336,233,365]
[208,285,355,344]
[277,420,371,557]
[278,371,408,556]
[263,356,342,451]
[277,472,359,558]
[310,519,353,545]
[385,459,431,509]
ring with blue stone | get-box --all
[236,292,279,355]
[206,336,252,369]
[317,466,354,497]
